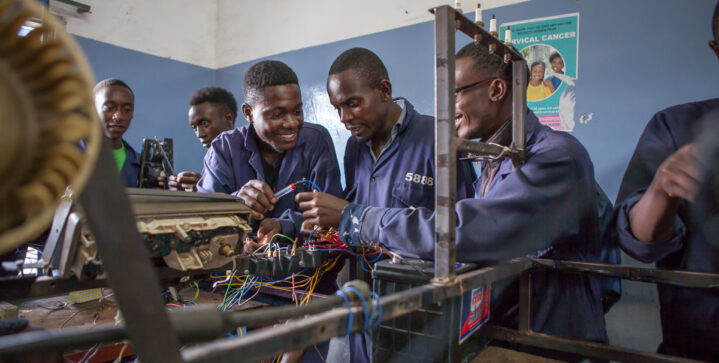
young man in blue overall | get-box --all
[168,87,238,192]
[93,78,141,187]
[197,60,343,363]
[197,60,343,243]
[611,3,719,359]
[299,43,608,360]
[297,47,475,363]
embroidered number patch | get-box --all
[404,172,434,186]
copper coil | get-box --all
[0,0,100,254]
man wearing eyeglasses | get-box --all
[298,42,608,355]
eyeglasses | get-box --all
[454,77,504,95]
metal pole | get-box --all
[79,139,183,362]
[433,5,458,285]
[482,326,700,363]
[182,260,533,363]
[511,59,527,162]
[518,272,532,332]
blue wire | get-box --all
[300,180,323,192]
[313,248,352,253]
[307,226,318,246]
[367,251,383,263]
[371,292,383,330]
[346,287,370,333]
[335,290,353,336]
[359,260,373,273]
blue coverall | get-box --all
[197,123,343,237]
[340,112,608,344]
[613,99,719,361]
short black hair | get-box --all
[189,87,238,123]
[93,78,134,96]
[548,52,563,63]
[530,61,545,71]
[713,1,719,41]
[456,42,513,82]
[328,47,389,88]
[243,60,299,105]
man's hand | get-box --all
[242,237,265,254]
[257,219,282,245]
[237,180,277,220]
[649,143,702,203]
[168,171,201,192]
[629,143,704,242]
[296,191,348,229]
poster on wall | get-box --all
[500,13,579,132]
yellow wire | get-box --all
[301,255,341,305]
[212,254,343,306]
[113,343,128,363]
[192,281,200,301]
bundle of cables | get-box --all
[307,228,384,273]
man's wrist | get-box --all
[338,203,369,247]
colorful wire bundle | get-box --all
[211,255,342,310]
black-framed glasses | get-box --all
[454,77,502,94]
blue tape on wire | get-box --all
[335,290,353,336]
[345,286,370,333]
[371,292,383,330]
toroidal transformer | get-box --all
[0,0,100,254]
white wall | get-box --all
[53,0,218,69]
[216,0,528,68]
[55,0,527,69]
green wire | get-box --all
[270,233,295,244]
[220,270,237,311]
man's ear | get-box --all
[224,111,234,129]
[241,104,253,124]
[487,79,509,102]
[376,80,393,102]
[709,40,719,60]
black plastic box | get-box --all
[371,259,488,363]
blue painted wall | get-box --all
[215,0,718,199]
[76,0,718,200]
[75,36,216,174]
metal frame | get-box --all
[480,259,719,363]
[5,258,717,362]
[432,5,527,284]
[77,139,183,362]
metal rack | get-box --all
[431,5,527,285]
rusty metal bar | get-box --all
[432,5,458,285]
[517,272,532,332]
[11,258,719,362]
[183,259,533,362]
[481,325,702,363]
[457,139,510,155]
[532,259,719,288]
[511,59,527,161]
[429,6,523,61]
[79,139,183,363]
